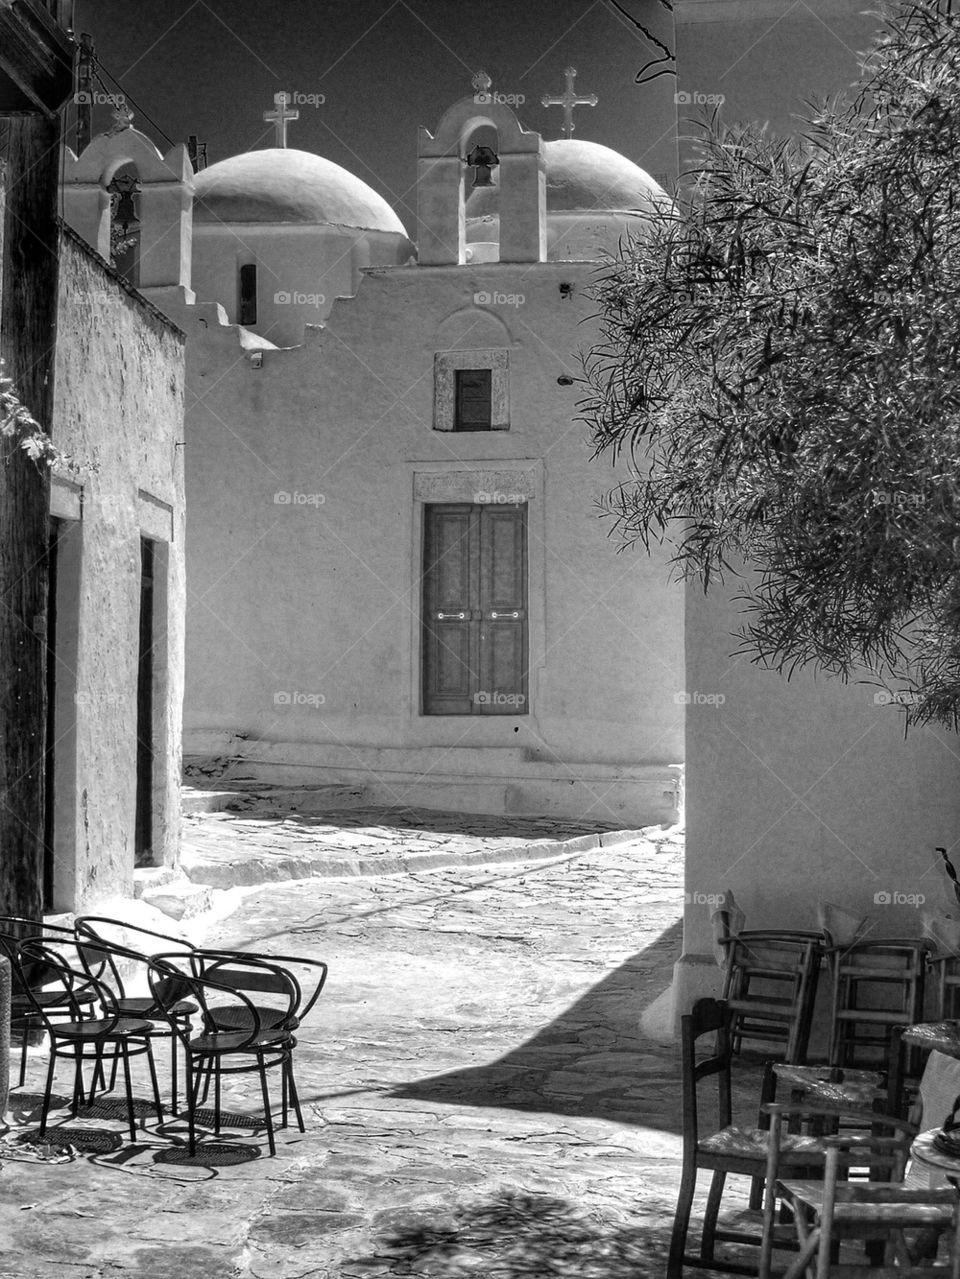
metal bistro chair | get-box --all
[0,918,98,1087]
[18,940,164,1142]
[195,949,327,1119]
[75,916,199,1114]
[147,953,304,1157]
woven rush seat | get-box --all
[700,1126,825,1159]
[779,1178,958,1227]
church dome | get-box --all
[466,138,666,218]
[193,148,408,234]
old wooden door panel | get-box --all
[422,504,527,715]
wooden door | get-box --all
[422,504,527,715]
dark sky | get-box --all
[71,1,678,233]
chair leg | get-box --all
[119,1040,137,1142]
[667,1161,697,1279]
[700,1170,726,1261]
[72,1043,86,1115]
[187,1057,201,1157]
[257,1053,276,1157]
[213,1062,222,1134]
[17,1018,31,1086]
[286,1057,305,1133]
[145,1040,164,1125]
[169,1029,179,1117]
[38,1044,57,1137]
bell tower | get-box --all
[62,107,195,317]
[417,71,546,266]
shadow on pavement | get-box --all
[346,1186,681,1278]
[391,919,687,1130]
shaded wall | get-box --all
[671,0,960,1016]
[49,227,186,909]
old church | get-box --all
[62,76,684,830]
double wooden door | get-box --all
[422,503,528,715]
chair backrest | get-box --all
[147,953,270,1051]
[198,953,300,1025]
[681,997,733,1143]
[17,938,117,1026]
[200,950,329,1022]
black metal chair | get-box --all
[18,939,164,1142]
[0,918,97,1086]
[74,915,199,1114]
[147,953,304,1157]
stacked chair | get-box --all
[2,912,328,1158]
[670,996,960,1277]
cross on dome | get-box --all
[264,91,299,148]
[541,67,598,138]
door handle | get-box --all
[437,611,467,620]
[489,611,520,620]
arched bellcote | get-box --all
[62,115,195,302]
[417,73,545,266]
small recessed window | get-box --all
[239,263,258,326]
[454,369,492,431]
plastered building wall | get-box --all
[672,0,960,1018]
[49,227,186,910]
[181,258,684,824]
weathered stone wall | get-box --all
[49,227,185,910]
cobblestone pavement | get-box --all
[1,829,764,1279]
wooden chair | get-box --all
[771,1136,960,1277]
[668,997,908,1278]
[721,930,824,1064]
[829,940,933,1072]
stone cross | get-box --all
[264,91,299,148]
[541,67,598,138]
[108,102,135,134]
[472,70,492,100]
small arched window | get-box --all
[239,263,258,326]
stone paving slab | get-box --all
[2,833,768,1279]
[180,788,657,887]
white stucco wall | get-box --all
[189,223,412,346]
[181,259,683,823]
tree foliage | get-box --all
[582,0,960,727]
[0,359,61,467]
